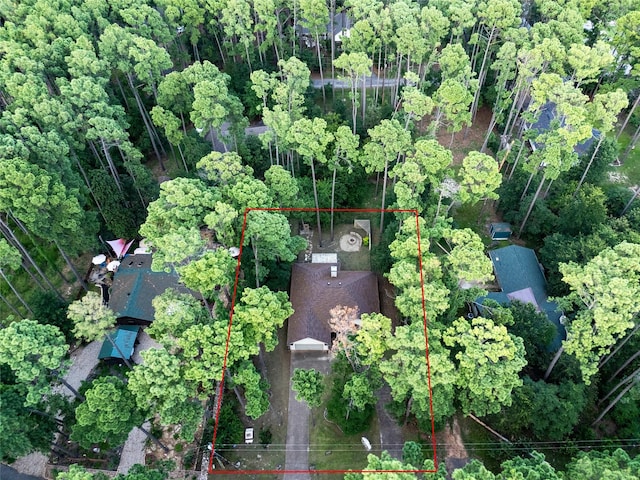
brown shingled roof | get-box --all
[287,263,379,347]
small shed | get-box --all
[489,222,512,241]
[98,326,140,361]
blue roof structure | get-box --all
[529,102,599,156]
[98,326,140,360]
[480,245,565,350]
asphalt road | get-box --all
[0,464,44,480]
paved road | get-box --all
[312,74,403,89]
[0,464,44,480]
[5,453,48,479]
[283,352,331,479]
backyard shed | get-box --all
[287,263,379,351]
[489,222,512,240]
[98,325,140,361]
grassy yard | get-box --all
[211,328,290,477]
[0,237,87,321]
[614,130,640,185]
[308,372,381,477]
[451,202,492,244]
[603,127,640,189]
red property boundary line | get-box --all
[208,207,438,475]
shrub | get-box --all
[259,428,272,447]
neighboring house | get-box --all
[298,12,352,48]
[287,263,379,351]
[108,253,194,325]
[477,245,565,349]
[527,102,599,156]
[98,325,140,362]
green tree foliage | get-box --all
[440,228,494,285]
[343,451,423,479]
[243,210,305,287]
[498,452,562,480]
[326,354,377,434]
[57,462,172,480]
[564,449,640,479]
[456,151,501,205]
[380,325,456,428]
[56,464,97,480]
[71,376,145,449]
[401,441,424,468]
[291,368,324,408]
[126,348,203,441]
[387,217,450,323]
[0,157,97,253]
[232,361,270,419]
[0,319,67,405]
[506,302,557,373]
[176,249,237,301]
[444,316,527,416]
[0,385,58,462]
[558,242,640,383]
[147,289,207,348]
[453,459,496,480]
[31,291,71,342]
[67,291,117,343]
[492,377,587,441]
[232,286,294,353]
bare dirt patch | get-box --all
[438,106,493,165]
[441,417,469,474]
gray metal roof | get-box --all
[108,254,193,323]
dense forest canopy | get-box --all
[1,0,640,476]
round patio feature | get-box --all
[339,232,362,251]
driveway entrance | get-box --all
[283,351,331,479]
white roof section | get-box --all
[312,253,339,263]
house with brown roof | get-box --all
[287,263,379,351]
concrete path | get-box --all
[283,352,331,479]
[6,453,48,479]
[117,332,161,475]
[131,331,161,365]
[375,383,404,460]
[117,422,151,475]
[53,341,101,399]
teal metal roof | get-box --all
[108,254,193,323]
[481,245,565,350]
[98,326,140,360]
